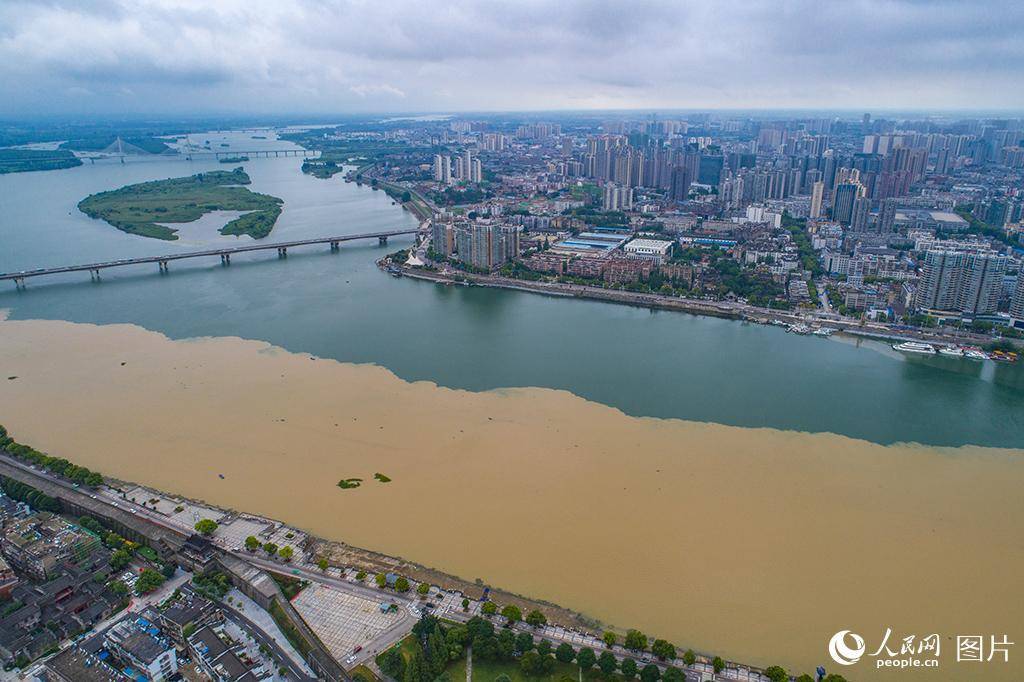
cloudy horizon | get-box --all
[2,0,1023,118]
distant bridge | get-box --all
[1,229,418,288]
[188,149,320,159]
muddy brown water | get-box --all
[0,315,1020,680]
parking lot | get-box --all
[291,584,404,664]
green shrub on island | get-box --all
[374,472,392,483]
[337,478,363,489]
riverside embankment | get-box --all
[392,262,1019,350]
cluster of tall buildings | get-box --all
[431,218,520,271]
[433,150,482,185]
[914,250,1008,316]
[515,123,561,139]
[574,136,706,202]
[603,183,634,211]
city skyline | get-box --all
[3,0,1024,117]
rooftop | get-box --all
[45,647,123,682]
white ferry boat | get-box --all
[788,324,812,335]
[812,327,836,337]
[938,346,964,357]
[963,348,989,361]
[892,341,936,354]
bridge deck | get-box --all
[1,229,417,281]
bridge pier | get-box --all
[90,269,101,282]
[330,241,339,252]
[378,236,388,245]
[158,261,169,274]
[221,254,231,265]
[14,277,25,290]
[277,247,287,258]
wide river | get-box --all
[1,130,1022,680]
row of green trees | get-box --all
[479,601,548,628]
[382,614,698,682]
[0,424,104,487]
[0,475,60,512]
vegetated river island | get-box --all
[77,166,283,240]
[0,148,82,174]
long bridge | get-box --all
[2,229,418,288]
[188,149,320,159]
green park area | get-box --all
[77,167,283,240]
[0,148,82,174]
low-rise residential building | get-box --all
[188,624,268,681]
[105,614,179,682]
[602,256,654,284]
[42,646,125,682]
[566,256,603,279]
[520,252,566,274]
[0,555,18,599]
[1,512,101,581]
[158,592,221,645]
[0,546,119,667]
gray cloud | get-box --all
[1,0,1022,116]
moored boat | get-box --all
[812,327,836,337]
[963,347,989,360]
[938,346,964,357]
[990,349,1019,363]
[892,341,936,354]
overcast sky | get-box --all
[2,0,1023,118]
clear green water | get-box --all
[1,133,1021,448]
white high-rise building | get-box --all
[433,154,451,184]
[1010,274,1024,321]
[809,181,824,219]
[915,250,1007,316]
[603,183,633,211]
[957,252,1007,316]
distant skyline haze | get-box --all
[1,0,1023,116]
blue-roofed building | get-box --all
[104,614,178,682]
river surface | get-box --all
[0,130,1023,681]
[1,131,1022,448]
